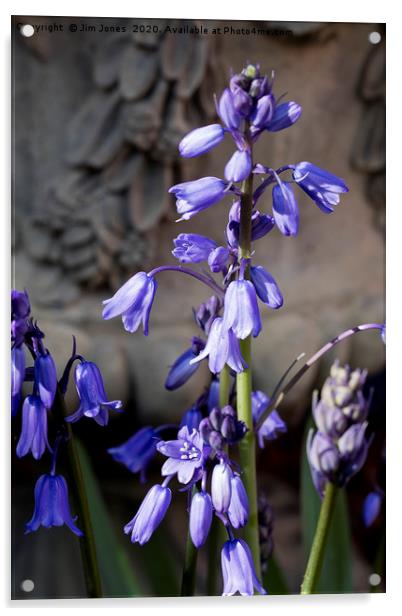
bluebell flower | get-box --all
[172,233,218,263]
[157,426,209,485]
[169,177,228,221]
[207,378,220,411]
[250,265,283,309]
[189,491,213,548]
[266,101,302,132]
[34,352,57,409]
[124,484,171,545]
[208,246,230,273]
[108,426,158,481]
[190,317,247,374]
[11,289,31,320]
[194,296,221,335]
[226,205,274,248]
[102,271,157,335]
[179,124,225,158]
[66,361,123,426]
[211,460,233,513]
[251,390,287,448]
[217,88,241,131]
[230,82,253,117]
[11,346,25,416]
[25,473,83,536]
[165,344,203,391]
[272,182,299,236]
[293,162,348,213]
[16,395,50,460]
[224,150,252,183]
[222,279,262,339]
[250,94,275,129]
[221,538,267,596]
[362,491,383,528]
[228,475,249,528]
[180,406,203,432]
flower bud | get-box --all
[224,150,252,183]
[34,352,57,409]
[189,491,213,548]
[211,461,233,513]
[228,475,249,528]
[179,124,225,158]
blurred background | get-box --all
[11,16,385,598]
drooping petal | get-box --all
[272,182,299,237]
[250,265,283,309]
[179,124,225,158]
[222,280,262,339]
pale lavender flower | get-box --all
[211,460,233,513]
[124,484,171,545]
[102,271,157,335]
[169,177,228,221]
[157,426,209,485]
[272,181,299,236]
[179,124,225,158]
[221,538,267,596]
[228,475,249,528]
[224,150,252,183]
[190,317,247,374]
[172,233,217,263]
[293,162,348,213]
[189,491,213,548]
[222,279,262,339]
[208,246,230,273]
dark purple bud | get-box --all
[221,404,236,418]
[209,407,222,431]
[209,430,224,451]
[251,94,275,129]
[179,124,225,158]
[190,491,213,548]
[224,150,252,183]
[34,352,57,409]
[124,484,171,545]
[293,162,349,214]
[220,415,237,441]
[170,177,228,221]
[194,295,221,335]
[16,395,50,460]
[222,280,262,339]
[25,473,83,536]
[251,210,275,240]
[108,426,157,478]
[266,101,302,132]
[165,346,202,391]
[362,491,383,527]
[249,76,269,98]
[228,475,249,528]
[272,182,299,237]
[211,461,233,513]
[250,265,283,309]
[230,73,250,93]
[11,289,30,321]
[199,417,213,443]
[66,361,123,426]
[172,233,218,264]
[217,89,241,131]
[102,271,157,335]
[208,246,230,273]
[180,406,203,432]
[221,538,267,596]
[231,85,253,117]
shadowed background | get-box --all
[12,16,385,598]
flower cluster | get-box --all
[307,359,372,497]
[11,288,122,536]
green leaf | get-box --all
[75,439,142,597]
[300,419,353,593]
[263,555,289,595]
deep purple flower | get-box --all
[211,461,233,513]
[169,177,228,221]
[190,317,247,374]
[180,406,203,432]
[102,271,157,335]
[179,124,225,158]
[224,150,252,183]
[217,88,241,131]
[272,182,299,236]
[227,206,275,248]
[293,162,349,213]
[34,352,57,409]
[362,491,383,527]
[189,491,213,548]
[251,94,275,129]
[165,344,203,391]
[108,426,157,480]
[11,289,30,321]
[157,426,209,485]
[266,101,302,132]
[172,233,217,264]
[251,390,287,448]
[221,538,267,596]
[228,475,249,528]
[250,266,283,309]
[66,361,123,426]
[25,473,83,536]
[207,378,220,411]
[208,246,230,273]
[222,279,262,339]
[16,395,50,460]
[124,484,171,545]
[11,346,25,415]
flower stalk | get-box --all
[300,481,337,594]
[235,152,262,578]
[181,487,199,596]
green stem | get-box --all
[235,149,262,578]
[181,493,198,596]
[54,390,103,598]
[219,364,231,407]
[301,482,337,594]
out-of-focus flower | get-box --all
[11,346,25,416]
[221,538,267,596]
[180,406,203,432]
[25,473,83,536]
[66,361,123,426]
[362,490,383,527]
[102,271,157,335]
[108,426,158,480]
[251,390,287,448]
[124,484,171,545]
